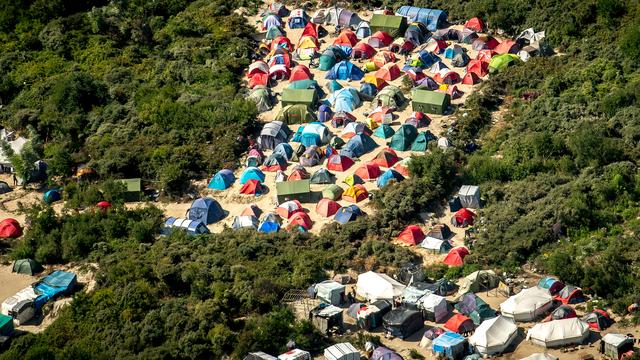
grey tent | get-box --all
[458,185,480,209]
[452,52,471,67]
[383,307,424,340]
[372,85,406,109]
[12,259,43,275]
[0,181,11,194]
[310,168,336,184]
[258,121,292,150]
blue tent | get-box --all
[318,104,333,122]
[340,134,377,158]
[288,12,309,29]
[33,270,77,310]
[43,189,61,204]
[273,143,294,160]
[395,6,447,32]
[359,82,378,100]
[334,205,363,224]
[188,197,225,224]
[325,61,364,81]
[327,80,343,93]
[258,213,281,233]
[377,169,405,187]
[208,169,235,190]
[432,332,468,359]
[326,87,361,113]
[418,50,441,68]
[240,167,265,184]
[163,217,210,236]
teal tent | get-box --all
[390,124,418,151]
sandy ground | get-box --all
[0,265,35,305]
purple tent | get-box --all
[416,76,439,90]
[371,347,404,360]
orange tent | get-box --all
[494,39,519,54]
[444,313,475,334]
[397,225,425,246]
[372,148,399,168]
[333,29,358,47]
[343,184,368,203]
[393,161,410,177]
[375,63,402,81]
[462,72,480,85]
[288,168,310,181]
[288,211,312,230]
[466,59,489,77]
[354,162,382,180]
[239,180,265,195]
[464,17,484,32]
[443,247,470,267]
[241,204,262,217]
[316,198,341,217]
[289,65,313,82]
[372,50,397,68]
[476,49,496,63]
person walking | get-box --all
[12,173,17,186]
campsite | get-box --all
[0,0,639,358]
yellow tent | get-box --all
[342,185,368,203]
[343,174,364,187]
[297,35,318,50]
[363,74,386,89]
[438,84,449,91]
[363,61,379,72]
[365,117,379,131]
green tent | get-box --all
[248,86,274,112]
[372,85,406,109]
[411,131,437,151]
[326,80,343,93]
[276,179,311,203]
[265,26,285,40]
[369,14,408,37]
[281,88,317,107]
[390,124,418,151]
[373,124,395,139]
[288,79,319,90]
[12,259,43,275]
[118,178,142,201]
[489,53,521,73]
[319,54,336,71]
[0,314,13,336]
[322,184,344,201]
[275,104,317,124]
[412,89,450,115]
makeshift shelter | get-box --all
[433,331,468,359]
[500,286,554,322]
[411,131,437,152]
[239,180,266,196]
[538,277,565,296]
[383,307,423,339]
[397,225,425,246]
[341,134,377,158]
[325,61,364,81]
[368,31,394,48]
[373,124,395,139]
[428,278,459,296]
[354,162,381,180]
[12,259,42,275]
[419,293,449,322]
[276,180,310,203]
[419,236,452,254]
[356,271,405,302]
[259,121,292,150]
[451,208,476,227]
[546,305,577,322]
[324,343,359,360]
[369,14,407,38]
[163,217,210,235]
[0,218,22,238]
[412,89,450,115]
[232,215,259,230]
[457,270,499,295]
[245,352,276,360]
[582,309,613,330]
[258,212,281,233]
[322,184,344,201]
[43,189,61,204]
[395,6,447,32]
[600,334,634,359]
[377,169,404,187]
[372,85,406,109]
[456,293,496,325]
[527,318,590,348]
[376,63,402,81]
[355,21,371,39]
[390,124,418,151]
[276,104,316,124]
[187,198,224,224]
[342,185,368,203]
[489,54,521,73]
[457,185,481,209]
[469,316,518,355]
[445,313,475,334]
[443,247,469,267]
[334,204,363,224]
[316,198,341,217]
[555,286,585,305]
[276,200,303,219]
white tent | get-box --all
[469,315,518,355]
[520,354,558,360]
[458,185,480,209]
[500,286,553,321]
[277,349,311,360]
[324,342,359,360]
[419,236,451,253]
[315,280,346,305]
[356,271,405,302]
[301,123,331,144]
[419,293,449,323]
[437,137,451,150]
[527,318,590,348]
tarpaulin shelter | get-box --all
[554,286,585,305]
[521,354,558,360]
[333,29,358,47]
[451,208,476,227]
[469,316,518,355]
[340,134,377,158]
[354,162,381,180]
[208,169,235,190]
[445,313,475,334]
[390,124,418,151]
[356,271,405,302]
[239,180,266,195]
[368,31,394,49]
[258,212,281,233]
[316,198,341,217]
[412,89,450,115]
[334,204,362,223]
[369,14,407,37]
[0,218,22,238]
[395,6,447,32]
[325,61,364,81]
[342,185,368,203]
[500,286,554,322]
[232,215,259,230]
[12,259,42,275]
[443,247,469,267]
[352,42,376,60]
[383,307,423,339]
[276,104,316,124]
[324,343,359,360]
[600,333,634,360]
[527,318,590,348]
[187,198,224,224]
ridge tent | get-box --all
[395,6,447,32]
[259,121,291,150]
[340,134,377,158]
[419,236,452,254]
[458,185,480,209]
[397,225,424,245]
[372,148,399,168]
[240,167,265,184]
[420,293,449,322]
[538,277,565,295]
[316,198,341,217]
[354,162,382,180]
[288,211,312,230]
[248,86,275,113]
[325,61,364,81]
[456,292,497,325]
[327,154,354,172]
[489,53,521,73]
[458,270,500,295]
[375,63,402,81]
[333,29,358,47]
[369,14,407,38]
[469,316,518,355]
[383,307,423,339]
[288,9,309,29]
[368,31,394,48]
[12,259,42,275]
[443,247,469,267]
[500,286,554,322]
[527,318,590,348]
[265,25,285,40]
[451,208,476,227]
[239,180,266,195]
[465,17,484,32]
[352,42,376,60]
[355,21,371,39]
[411,131,437,152]
[324,343,359,360]
[258,212,281,233]
[356,271,405,302]
[281,88,317,108]
[373,124,395,139]
[444,313,475,334]
[372,85,406,109]
[276,104,316,124]
[187,198,225,224]
[163,217,210,235]
[390,124,418,151]
[342,185,368,203]
[334,204,362,223]
[0,218,22,238]
[232,215,259,230]
[310,168,335,184]
[276,179,311,203]
[412,89,450,115]
[554,285,585,305]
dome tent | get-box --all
[43,189,62,204]
[12,258,42,275]
[0,218,22,238]
[240,167,265,184]
[187,198,225,224]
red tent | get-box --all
[354,162,382,180]
[444,313,475,334]
[288,211,312,230]
[327,154,355,172]
[368,31,393,48]
[428,39,448,54]
[289,65,312,82]
[369,107,393,123]
[301,22,318,38]
[333,29,358,47]
[316,198,341,217]
[277,200,304,219]
[271,36,293,51]
[288,168,310,181]
[375,63,402,81]
[398,225,425,246]
[240,180,265,195]
[96,201,111,208]
[484,36,500,50]
[248,73,269,89]
[268,65,291,81]
[0,218,22,238]
[494,39,519,54]
[462,72,480,85]
[476,49,497,63]
[452,208,476,226]
[393,161,410,177]
[352,42,377,59]
[372,149,399,168]
[443,247,469,267]
[464,17,484,32]
[247,60,269,78]
[405,68,425,82]
[372,50,396,68]
[434,71,461,85]
[466,59,489,77]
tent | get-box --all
[458,185,480,209]
[377,169,404,188]
[301,122,330,147]
[383,307,423,339]
[582,309,612,330]
[354,162,381,180]
[241,204,262,218]
[372,85,405,109]
[476,48,497,62]
[427,223,453,240]
[262,14,282,31]
[270,35,293,51]
[469,316,518,355]
[274,143,294,160]
[12,259,42,275]
[554,286,585,305]
[269,64,290,81]
[316,198,341,217]
[324,343,359,360]
[247,60,269,77]
[527,318,590,348]
[326,87,361,113]
[430,61,449,74]
[276,200,303,219]
[314,280,346,305]
[289,65,313,83]
[368,31,394,48]
[370,347,402,360]
[452,51,471,67]
[546,305,577,322]
[495,39,520,54]
[248,86,275,113]
[334,204,363,224]
[375,63,402,81]
[239,180,266,196]
[369,14,407,38]
[538,277,565,295]
[341,121,370,139]
[404,23,427,45]
[451,208,476,227]
[462,72,480,85]
[333,29,358,47]
[323,184,344,201]
[325,61,364,81]
[411,131,437,152]
[276,179,310,203]
[397,225,424,246]
[390,124,418,151]
[245,353,276,360]
[281,88,316,108]
[444,44,465,59]
[434,70,461,84]
[258,212,281,233]
[600,334,634,359]
[393,157,412,177]
[467,59,489,77]
[326,154,354,172]
[232,215,259,230]
[419,236,452,254]
[288,211,312,230]
[276,104,316,124]
[187,198,224,224]
[443,247,469,267]
[500,286,554,322]
[340,134,377,158]
[262,153,288,171]
[458,28,478,44]
[265,25,285,40]
[373,124,395,139]
[324,7,360,27]
[465,17,484,32]
[412,89,450,115]
[444,313,475,334]
[458,270,500,295]
[318,104,334,123]
[521,354,558,360]
[342,185,368,203]
[299,146,322,167]
[0,218,22,238]
[43,189,61,204]
[258,121,292,149]
[364,74,388,90]
[456,293,497,325]
[489,53,521,73]
[0,181,11,194]
[352,42,376,60]
[356,271,405,302]
[420,293,449,322]
[288,8,309,29]
[208,169,236,190]
[355,21,371,39]
[164,217,210,235]
[395,6,447,31]
[433,332,468,359]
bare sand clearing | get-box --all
[0,265,35,305]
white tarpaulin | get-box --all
[356,271,405,302]
[419,293,449,323]
[324,342,359,360]
[520,354,558,360]
[500,286,553,321]
[1,286,38,315]
[469,315,518,355]
[527,318,590,348]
